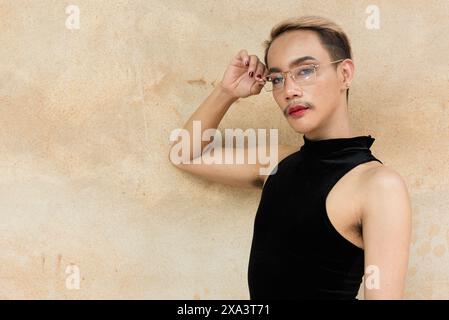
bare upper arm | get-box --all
[361,166,412,299]
[169,142,298,189]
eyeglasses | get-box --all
[263,59,345,92]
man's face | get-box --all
[266,30,349,134]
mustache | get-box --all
[283,102,314,118]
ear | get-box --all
[339,59,355,90]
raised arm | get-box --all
[168,50,296,188]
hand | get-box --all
[219,49,269,99]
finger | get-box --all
[250,78,265,95]
[236,49,249,67]
[262,66,269,77]
[254,62,265,81]
[260,66,270,82]
[247,55,259,78]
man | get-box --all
[169,15,411,299]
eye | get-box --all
[296,66,314,77]
[270,75,283,85]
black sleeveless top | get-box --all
[248,134,383,300]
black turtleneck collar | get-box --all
[300,134,376,158]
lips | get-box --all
[288,104,309,115]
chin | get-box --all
[288,121,314,134]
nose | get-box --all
[282,74,304,101]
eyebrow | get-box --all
[268,56,319,73]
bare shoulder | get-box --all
[360,164,412,220]
[259,144,299,188]
[362,164,408,191]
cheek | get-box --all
[313,77,339,102]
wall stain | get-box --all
[41,254,46,272]
[432,244,446,257]
[56,254,62,272]
[187,78,207,86]
[428,224,440,238]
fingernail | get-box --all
[245,60,249,66]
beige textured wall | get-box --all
[0,0,448,299]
